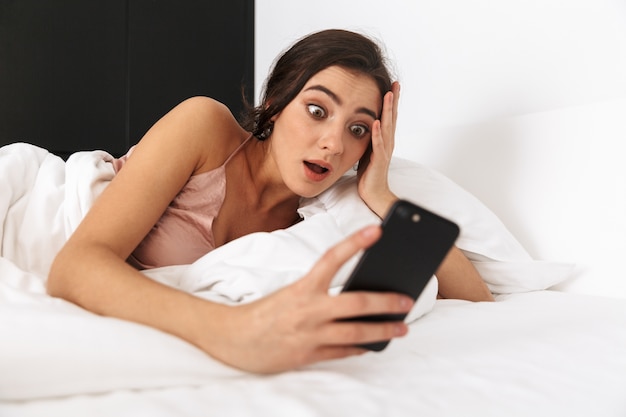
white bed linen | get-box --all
[2,291,625,417]
[1,143,624,416]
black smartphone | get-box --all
[341,199,460,351]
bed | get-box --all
[2,101,626,415]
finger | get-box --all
[370,119,386,160]
[317,320,409,347]
[381,91,394,135]
[303,225,382,292]
[381,82,400,141]
[307,345,368,364]
[326,290,414,320]
[380,91,396,153]
[391,81,400,127]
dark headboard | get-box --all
[0,0,254,159]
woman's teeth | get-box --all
[305,162,328,174]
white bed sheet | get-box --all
[2,290,625,417]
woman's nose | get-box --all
[318,127,344,155]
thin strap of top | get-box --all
[220,133,253,167]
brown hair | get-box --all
[241,29,394,139]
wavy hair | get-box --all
[240,29,394,139]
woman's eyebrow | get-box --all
[304,85,378,120]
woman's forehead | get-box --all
[302,66,382,110]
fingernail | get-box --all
[360,225,378,238]
[395,323,408,336]
[400,296,413,310]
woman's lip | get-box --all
[303,160,333,181]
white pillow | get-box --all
[299,157,574,293]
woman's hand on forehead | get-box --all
[356,81,401,218]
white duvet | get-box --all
[1,143,625,416]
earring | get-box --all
[258,121,274,140]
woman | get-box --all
[48,29,493,373]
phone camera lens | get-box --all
[397,206,411,218]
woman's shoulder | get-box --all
[174,96,240,131]
[168,96,251,171]
[177,95,229,112]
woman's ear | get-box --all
[270,111,281,123]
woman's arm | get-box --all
[48,96,243,346]
[48,97,238,310]
[436,246,494,301]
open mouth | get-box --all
[303,160,333,182]
[304,161,330,175]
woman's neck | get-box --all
[241,137,301,215]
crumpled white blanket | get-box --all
[145,212,438,322]
[0,143,116,279]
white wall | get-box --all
[255,0,626,143]
[255,0,626,297]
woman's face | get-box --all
[269,65,381,198]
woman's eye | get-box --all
[350,124,369,137]
[307,104,326,118]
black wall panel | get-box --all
[0,0,254,159]
[0,1,127,158]
[128,0,255,146]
